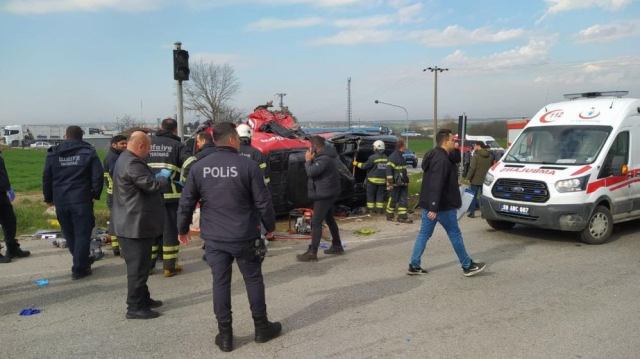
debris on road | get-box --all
[19,308,41,316]
[34,279,49,286]
[353,229,375,236]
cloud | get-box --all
[333,15,395,28]
[537,0,633,24]
[574,20,640,44]
[533,57,640,85]
[248,17,325,31]
[442,39,552,69]
[397,2,423,23]
[3,0,160,14]
[307,29,397,45]
[408,25,526,47]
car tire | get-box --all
[580,205,613,245]
[486,219,516,230]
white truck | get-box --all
[3,125,107,147]
[481,91,640,244]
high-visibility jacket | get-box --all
[180,143,216,183]
[103,147,123,209]
[146,130,190,202]
[357,152,388,185]
[386,149,409,186]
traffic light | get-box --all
[458,115,467,137]
[173,50,190,81]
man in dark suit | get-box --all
[111,131,168,319]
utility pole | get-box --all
[347,78,352,129]
[424,66,448,148]
[174,41,185,141]
[275,93,287,110]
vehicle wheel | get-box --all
[412,163,417,168]
[486,219,516,230]
[580,205,613,245]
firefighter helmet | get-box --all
[373,140,385,151]
[236,123,253,139]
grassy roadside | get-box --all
[2,148,110,236]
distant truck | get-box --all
[507,119,530,148]
[3,125,108,147]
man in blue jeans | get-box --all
[409,129,486,277]
[466,142,493,218]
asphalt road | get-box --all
[2,215,640,359]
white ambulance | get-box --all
[481,91,640,244]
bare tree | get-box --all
[184,61,242,123]
[118,114,144,131]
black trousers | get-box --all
[310,198,342,251]
[162,202,180,271]
[204,240,267,322]
[119,237,153,311]
[56,202,94,273]
[366,182,386,212]
[387,186,409,219]
[0,192,19,252]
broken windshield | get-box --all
[504,125,612,165]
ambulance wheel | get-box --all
[580,206,612,245]
[486,219,516,230]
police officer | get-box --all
[147,118,189,277]
[103,135,127,256]
[180,131,215,183]
[0,151,30,263]
[353,140,388,215]
[177,122,281,353]
[386,139,413,223]
[236,123,269,184]
[43,126,103,279]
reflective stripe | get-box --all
[163,245,180,252]
[148,163,181,172]
[180,156,197,182]
[388,162,406,170]
[367,177,386,184]
[151,246,159,251]
[386,197,394,213]
[375,203,385,208]
[265,178,271,184]
[163,253,179,260]
[374,158,388,163]
[259,163,267,169]
[164,193,182,199]
[366,203,374,209]
[104,173,113,194]
[357,163,365,169]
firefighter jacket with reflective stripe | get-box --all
[180,143,216,183]
[103,147,123,208]
[177,146,276,241]
[239,142,270,184]
[386,149,409,186]
[146,130,190,202]
[357,152,388,185]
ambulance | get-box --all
[480,91,640,244]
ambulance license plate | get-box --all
[499,204,530,216]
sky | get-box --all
[1,0,640,125]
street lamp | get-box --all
[375,100,410,149]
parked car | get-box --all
[403,148,418,168]
[30,141,52,150]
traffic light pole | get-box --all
[175,41,185,141]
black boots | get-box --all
[253,315,282,343]
[7,247,30,259]
[0,253,10,263]
[215,320,233,352]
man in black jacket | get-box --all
[177,122,281,352]
[180,131,216,183]
[43,126,103,280]
[103,135,127,256]
[408,129,486,277]
[386,139,412,223]
[0,151,30,263]
[112,131,167,320]
[147,118,190,277]
[297,136,344,262]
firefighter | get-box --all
[103,135,127,256]
[180,131,216,183]
[236,124,269,185]
[386,139,413,223]
[353,140,388,214]
[147,119,190,277]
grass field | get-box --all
[407,138,508,158]
[2,148,110,235]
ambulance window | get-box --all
[599,132,629,179]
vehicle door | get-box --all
[630,122,640,216]
[598,129,631,218]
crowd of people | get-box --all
[0,121,491,352]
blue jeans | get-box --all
[410,209,471,269]
[468,184,482,213]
